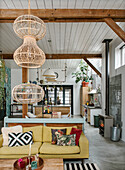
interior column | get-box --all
[102,39,112,116]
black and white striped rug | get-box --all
[64,163,100,170]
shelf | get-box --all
[12,109,33,113]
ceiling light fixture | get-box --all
[43,68,56,78]
[12,83,44,104]
[12,0,45,104]
[13,0,46,68]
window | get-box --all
[65,88,71,105]
[121,45,125,66]
[115,43,125,69]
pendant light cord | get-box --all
[28,0,31,15]
[28,68,29,83]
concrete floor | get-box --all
[84,123,125,170]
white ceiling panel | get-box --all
[0,0,124,72]
[0,0,125,9]
[1,21,125,54]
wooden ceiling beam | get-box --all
[104,18,125,42]
[1,18,125,23]
[2,54,102,60]
[84,58,102,78]
[0,9,125,23]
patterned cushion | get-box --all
[56,134,76,146]
[70,127,82,146]
[8,131,33,147]
[51,129,66,144]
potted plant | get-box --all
[72,60,89,87]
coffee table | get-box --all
[0,158,63,170]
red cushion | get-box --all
[70,127,82,145]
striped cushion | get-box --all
[64,163,100,170]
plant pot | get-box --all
[82,81,89,87]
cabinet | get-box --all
[80,87,88,117]
[99,115,113,138]
[34,105,71,116]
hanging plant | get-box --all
[0,60,5,109]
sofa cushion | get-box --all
[51,129,66,144]
[70,127,82,146]
[0,142,41,155]
[23,126,42,142]
[43,126,77,142]
[57,134,76,146]
[40,142,80,155]
[8,131,33,147]
[2,125,22,146]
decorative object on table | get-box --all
[64,162,100,170]
[13,0,46,68]
[57,112,61,118]
[27,112,37,118]
[8,131,33,147]
[14,156,44,170]
[43,114,52,118]
[52,112,58,118]
[70,127,82,146]
[31,161,37,169]
[72,59,89,87]
[56,134,76,146]
[18,158,25,169]
[1,125,22,146]
[12,83,44,104]
[51,129,66,144]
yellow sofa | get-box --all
[0,125,89,159]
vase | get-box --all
[82,81,89,87]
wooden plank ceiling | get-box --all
[0,0,125,70]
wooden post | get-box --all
[22,68,28,118]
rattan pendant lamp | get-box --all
[12,0,45,104]
[12,83,44,104]
[13,0,46,68]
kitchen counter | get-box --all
[34,105,71,107]
[4,115,85,132]
[83,105,101,109]
[34,105,71,115]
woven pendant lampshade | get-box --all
[14,36,45,68]
[13,0,46,68]
[13,15,46,40]
[12,83,44,104]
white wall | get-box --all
[109,37,125,141]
